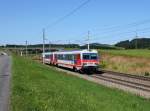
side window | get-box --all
[64,54,68,60]
[60,54,63,60]
[63,54,65,60]
[57,55,60,59]
[65,54,73,60]
[58,54,63,60]
[70,54,74,60]
[69,54,73,60]
[64,54,74,60]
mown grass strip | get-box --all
[11,55,150,111]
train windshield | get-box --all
[83,53,98,60]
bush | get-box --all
[144,72,150,76]
[100,61,107,68]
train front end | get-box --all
[81,50,99,72]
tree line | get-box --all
[115,38,150,49]
[1,38,149,50]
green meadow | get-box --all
[11,55,150,111]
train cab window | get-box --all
[83,54,90,60]
[45,55,50,58]
[83,53,97,60]
[91,54,97,59]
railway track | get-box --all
[101,70,150,81]
[91,70,150,93]
[49,63,150,94]
[37,60,150,98]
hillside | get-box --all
[2,43,122,50]
[115,38,150,49]
[81,43,122,49]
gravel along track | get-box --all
[91,74,150,92]
[92,71,150,90]
[101,70,150,81]
[91,71,150,98]
[0,55,11,111]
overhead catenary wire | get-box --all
[91,19,150,38]
[40,0,150,46]
[43,4,150,46]
[98,19,150,32]
[67,27,150,46]
[45,0,91,30]
[75,20,150,44]
[62,19,150,46]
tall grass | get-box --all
[99,50,150,75]
[100,49,150,58]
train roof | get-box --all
[42,49,98,55]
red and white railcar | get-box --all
[42,49,99,72]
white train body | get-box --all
[42,49,99,72]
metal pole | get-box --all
[68,40,70,49]
[21,51,23,56]
[49,41,51,51]
[25,40,28,56]
[135,31,138,49]
[42,28,45,64]
[87,31,90,51]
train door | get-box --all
[75,54,81,66]
[54,54,57,65]
[52,53,54,64]
[50,54,53,64]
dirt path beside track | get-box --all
[0,55,11,111]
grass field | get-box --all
[99,49,150,58]
[99,49,150,75]
[11,55,150,111]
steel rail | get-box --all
[91,75,150,92]
[99,69,150,81]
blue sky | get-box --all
[0,0,150,45]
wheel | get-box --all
[73,67,78,72]
[79,69,84,74]
[56,64,58,67]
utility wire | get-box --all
[63,19,150,46]
[93,28,147,39]
[72,26,150,45]
[49,19,150,42]
[42,0,150,46]
[91,27,150,41]
[103,19,150,32]
[91,19,150,37]
[45,0,91,30]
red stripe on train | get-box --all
[82,60,98,62]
